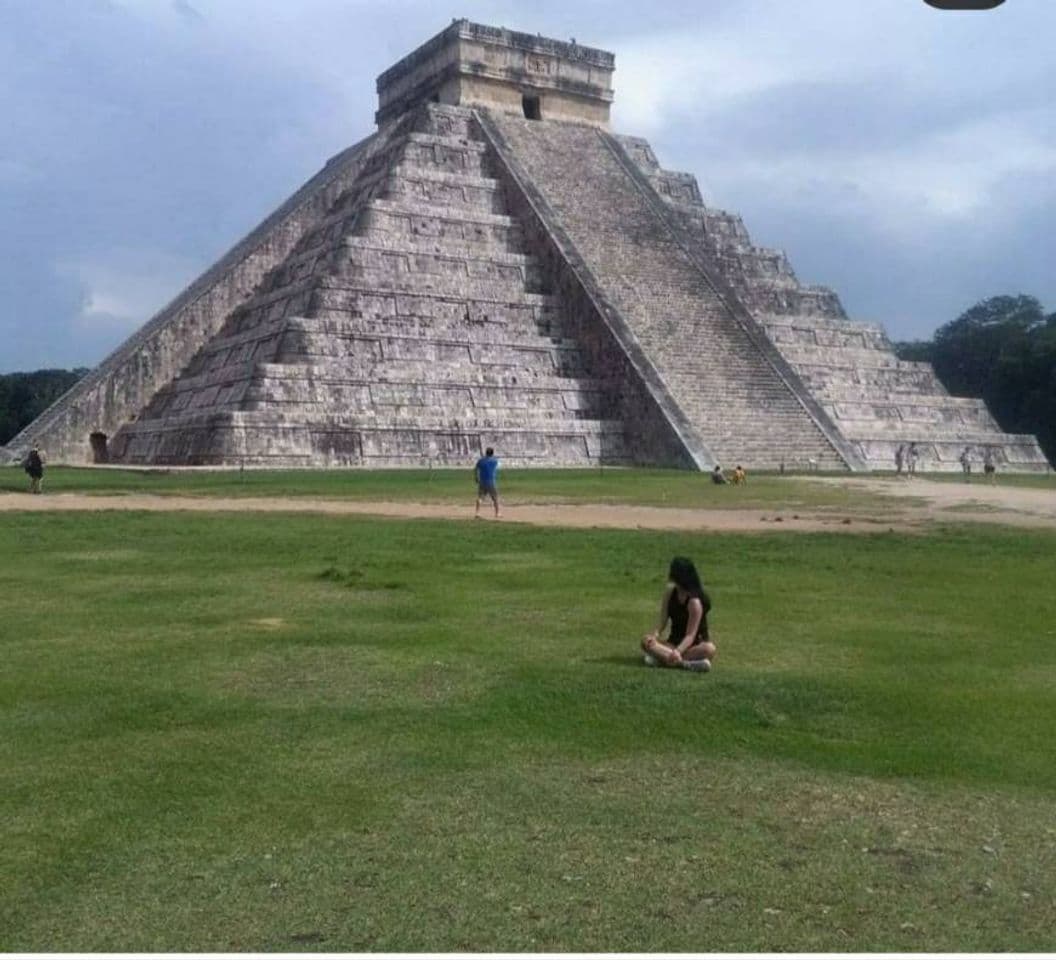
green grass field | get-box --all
[2,481,1055,950]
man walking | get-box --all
[23,444,45,494]
[474,446,501,519]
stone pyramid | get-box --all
[6,20,1048,472]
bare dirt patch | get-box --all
[0,491,911,533]
[803,477,1056,531]
[1,477,1052,532]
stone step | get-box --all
[244,381,608,413]
[255,358,601,388]
[853,438,1050,470]
[796,363,943,390]
[778,344,926,368]
[334,237,542,289]
[380,164,506,215]
[400,132,494,178]
[309,281,557,315]
[828,400,996,426]
[113,416,631,468]
[264,353,588,382]
[760,313,886,337]
[287,315,576,345]
[148,373,611,421]
[166,335,597,393]
[765,324,889,351]
[834,416,1010,437]
[299,312,572,343]
[412,105,480,141]
[360,199,526,253]
[813,385,963,404]
[327,262,548,299]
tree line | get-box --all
[0,369,89,447]
[2,294,1053,462]
[894,294,1056,463]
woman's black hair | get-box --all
[668,556,704,596]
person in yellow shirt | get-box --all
[731,464,746,486]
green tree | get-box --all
[0,369,89,446]
[895,295,1055,463]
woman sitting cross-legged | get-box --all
[641,557,717,673]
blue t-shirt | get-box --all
[475,455,499,488]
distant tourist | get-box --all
[474,446,501,518]
[732,464,747,486]
[983,446,997,484]
[907,442,920,477]
[641,557,716,673]
[959,446,973,481]
[894,443,905,477]
[711,464,727,485]
[22,444,45,495]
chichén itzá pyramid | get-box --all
[5,20,1049,473]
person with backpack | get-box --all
[23,444,45,494]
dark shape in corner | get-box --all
[923,0,1005,9]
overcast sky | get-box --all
[1,0,1053,373]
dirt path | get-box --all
[0,477,1052,532]
[0,491,882,532]
[803,476,1056,530]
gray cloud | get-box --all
[1,0,1053,371]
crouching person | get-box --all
[641,556,717,673]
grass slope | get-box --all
[2,511,1054,950]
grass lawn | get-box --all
[2,509,1055,951]
[1,465,914,514]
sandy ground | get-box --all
[0,475,1053,532]
[804,476,1056,530]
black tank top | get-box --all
[668,589,710,643]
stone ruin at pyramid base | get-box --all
[6,20,1049,474]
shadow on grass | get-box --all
[584,654,650,668]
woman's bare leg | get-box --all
[641,635,682,666]
[683,640,717,663]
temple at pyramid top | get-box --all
[375,19,615,128]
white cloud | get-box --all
[59,251,197,333]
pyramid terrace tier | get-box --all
[111,409,630,467]
[165,323,596,383]
[225,288,570,341]
[826,395,995,425]
[851,435,1050,472]
[359,199,527,252]
[795,361,946,395]
[146,357,611,414]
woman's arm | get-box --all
[645,584,674,641]
[675,597,704,654]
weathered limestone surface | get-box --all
[3,125,399,465]
[617,136,1050,472]
[107,106,633,467]
[483,113,854,470]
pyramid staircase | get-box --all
[481,114,855,471]
[615,135,1050,472]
